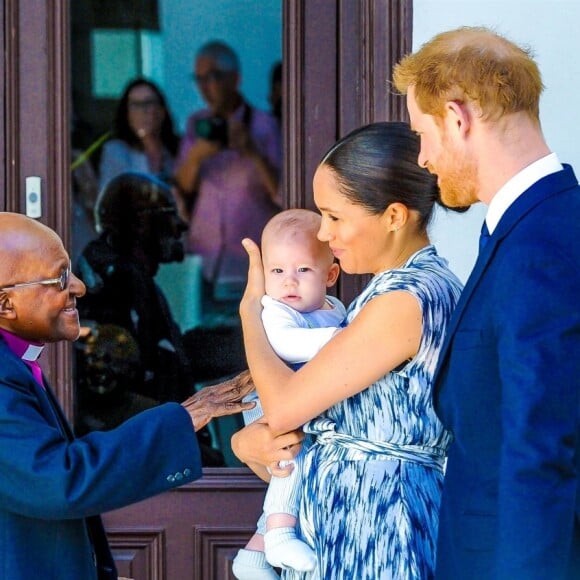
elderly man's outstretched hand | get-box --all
[181,370,255,431]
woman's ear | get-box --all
[326,262,340,287]
[384,202,409,232]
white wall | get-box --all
[416,1,580,282]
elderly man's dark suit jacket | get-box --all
[0,338,202,580]
[434,165,580,579]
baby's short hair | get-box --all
[262,209,334,266]
[263,208,320,240]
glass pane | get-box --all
[70,0,282,467]
[91,29,164,98]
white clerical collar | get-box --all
[0,328,45,361]
[485,153,562,234]
[22,344,45,362]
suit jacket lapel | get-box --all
[29,371,75,441]
[432,230,498,390]
[41,379,75,440]
[434,165,578,389]
[38,370,116,577]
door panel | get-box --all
[5,1,411,578]
[103,470,266,579]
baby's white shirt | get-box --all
[261,294,347,364]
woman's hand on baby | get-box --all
[231,419,304,478]
[240,238,265,315]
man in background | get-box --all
[174,40,281,309]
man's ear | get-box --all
[326,262,340,287]
[445,99,473,138]
[0,293,16,320]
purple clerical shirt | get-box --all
[0,328,45,387]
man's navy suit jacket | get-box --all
[0,339,202,579]
[434,165,580,579]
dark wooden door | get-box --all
[103,470,266,579]
[1,1,411,578]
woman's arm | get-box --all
[239,238,423,435]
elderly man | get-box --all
[393,27,580,578]
[174,40,281,307]
[0,211,253,580]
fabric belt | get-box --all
[305,417,446,472]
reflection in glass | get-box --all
[70,0,282,466]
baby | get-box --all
[232,209,346,579]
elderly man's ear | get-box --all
[0,294,16,320]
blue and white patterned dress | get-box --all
[282,245,463,580]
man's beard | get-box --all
[435,136,479,208]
